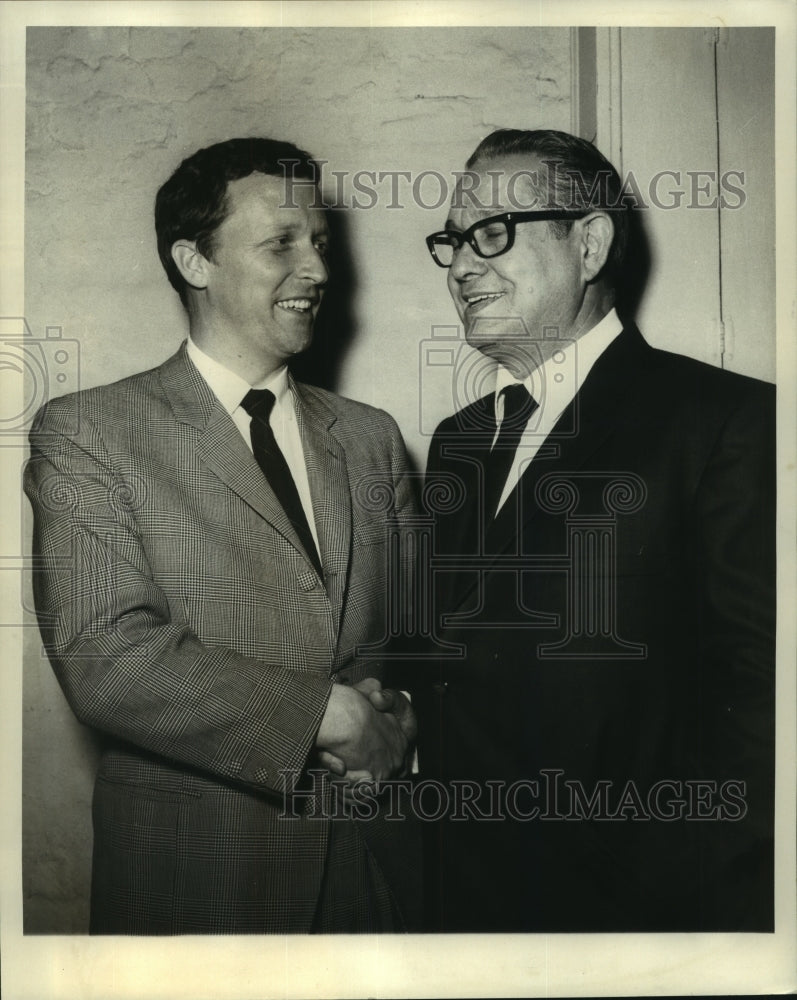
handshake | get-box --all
[314,677,417,785]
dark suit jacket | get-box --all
[24,343,419,934]
[416,325,775,932]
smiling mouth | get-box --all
[275,298,316,313]
[464,292,505,310]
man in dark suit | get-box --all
[417,129,775,932]
[24,137,419,934]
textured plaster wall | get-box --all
[23,25,572,932]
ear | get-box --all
[579,212,614,283]
[171,240,210,291]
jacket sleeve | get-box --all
[690,378,776,920]
[24,402,334,798]
[693,381,775,769]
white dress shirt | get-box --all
[492,309,623,514]
[186,337,320,552]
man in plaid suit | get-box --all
[24,138,419,934]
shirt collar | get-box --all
[494,308,623,419]
[186,337,290,416]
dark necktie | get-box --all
[484,383,538,521]
[241,388,322,576]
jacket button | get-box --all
[432,681,448,697]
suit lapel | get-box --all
[157,344,326,572]
[495,327,649,541]
[292,379,352,621]
[449,327,651,610]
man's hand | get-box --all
[315,678,418,781]
[315,679,409,784]
[367,686,417,751]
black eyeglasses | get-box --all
[425,210,588,268]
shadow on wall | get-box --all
[291,210,357,392]
[616,204,652,329]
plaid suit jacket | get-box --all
[24,342,419,933]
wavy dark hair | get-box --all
[155,137,318,305]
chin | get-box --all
[466,336,539,379]
[464,319,500,353]
[278,324,314,354]
[466,337,502,366]
[463,319,488,348]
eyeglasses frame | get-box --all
[425,209,590,268]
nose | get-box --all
[299,241,329,286]
[448,239,486,282]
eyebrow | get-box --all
[256,221,329,242]
[444,212,501,233]
[262,221,302,235]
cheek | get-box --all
[446,274,466,312]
